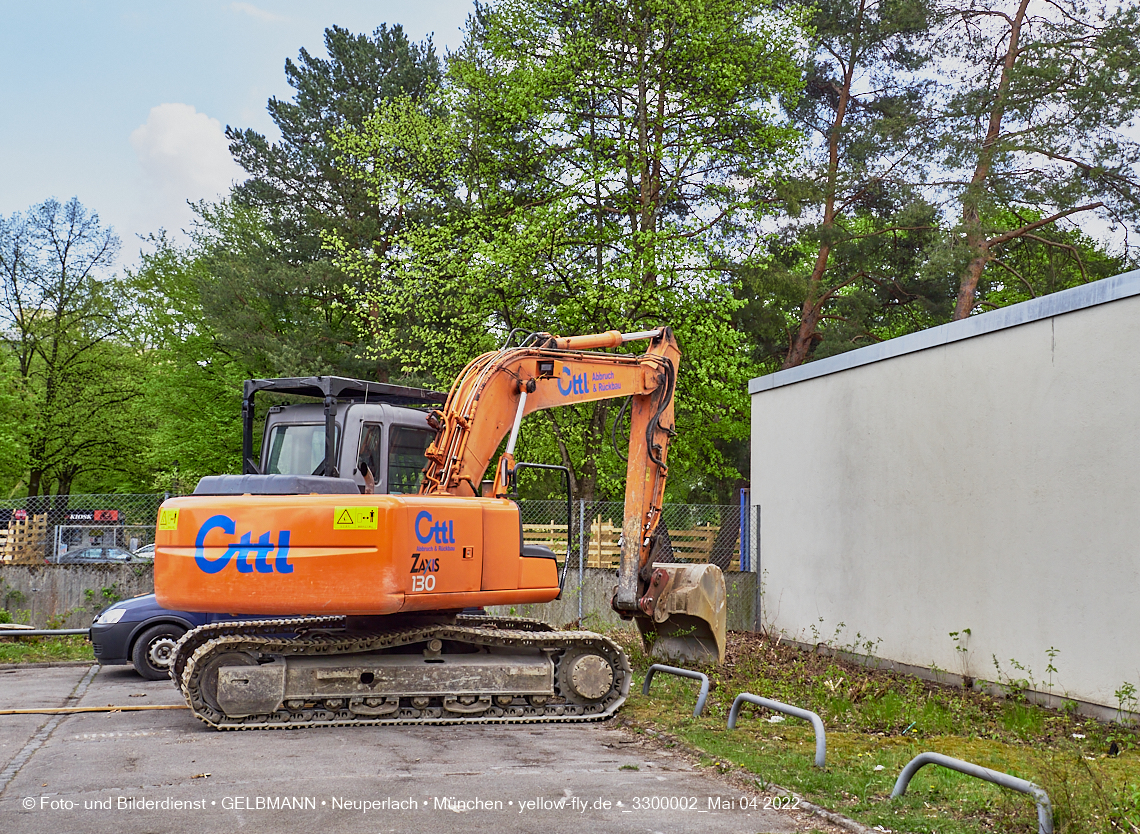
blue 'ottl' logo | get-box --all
[195,514,293,575]
[415,511,455,544]
[557,365,587,396]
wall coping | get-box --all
[748,268,1140,395]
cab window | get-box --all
[388,427,433,494]
[265,424,341,476]
[358,423,382,493]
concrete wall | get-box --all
[0,565,154,629]
[0,562,756,634]
[749,270,1140,710]
[490,568,757,632]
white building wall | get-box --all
[749,270,1140,709]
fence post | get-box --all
[578,498,584,624]
[751,504,761,633]
[738,487,750,571]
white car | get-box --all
[132,543,155,560]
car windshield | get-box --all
[264,424,340,476]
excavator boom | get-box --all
[418,326,724,663]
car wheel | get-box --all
[131,624,186,681]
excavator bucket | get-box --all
[635,563,727,665]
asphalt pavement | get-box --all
[0,663,829,834]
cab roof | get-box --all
[243,376,446,407]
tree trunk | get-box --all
[783,0,863,368]
[951,0,1031,320]
[783,247,830,368]
[954,251,989,320]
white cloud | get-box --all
[129,103,245,236]
[230,2,288,23]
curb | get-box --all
[0,660,97,671]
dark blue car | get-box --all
[90,594,231,680]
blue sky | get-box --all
[0,1,473,267]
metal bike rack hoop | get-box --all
[727,693,826,767]
[891,752,1052,834]
[642,664,710,717]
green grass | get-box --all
[0,635,94,664]
[613,630,1140,834]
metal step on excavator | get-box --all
[154,326,727,729]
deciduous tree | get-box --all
[0,198,142,496]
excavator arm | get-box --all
[420,326,725,663]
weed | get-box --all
[845,632,882,662]
[82,585,122,609]
[1114,681,1138,724]
[45,607,84,630]
[992,655,1034,701]
[619,764,639,771]
[950,628,973,684]
[0,635,93,664]
[808,616,824,644]
[999,701,1045,739]
[1045,646,1061,693]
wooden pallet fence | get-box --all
[586,517,621,568]
[521,515,741,571]
[521,521,570,559]
[669,523,741,570]
[1,513,49,564]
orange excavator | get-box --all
[155,327,726,729]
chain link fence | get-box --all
[517,499,745,572]
[0,492,749,573]
[0,494,165,564]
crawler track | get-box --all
[171,615,631,730]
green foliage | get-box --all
[332,0,807,499]
[769,0,953,368]
[82,585,122,608]
[45,607,84,630]
[969,212,1128,311]
[0,635,93,664]
[123,234,249,488]
[0,198,148,496]
[1115,682,1138,722]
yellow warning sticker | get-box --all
[157,508,180,531]
[333,506,379,530]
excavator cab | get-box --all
[238,376,446,494]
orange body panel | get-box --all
[153,494,559,616]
